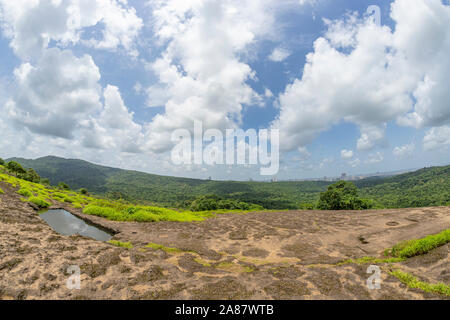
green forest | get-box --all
[7,156,450,210]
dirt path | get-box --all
[1,181,449,300]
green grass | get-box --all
[145,243,186,254]
[389,269,450,296]
[17,188,33,197]
[389,229,450,258]
[194,258,212,267]
[0,187,4,194]
[107,240,133,249]
[28,196,50,208]
[337,256,405,266]
[83,204,203,222]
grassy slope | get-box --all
[8,156,450,209]
[0,165,259,222]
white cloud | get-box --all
[0,0,143,60]
[348,158,360,168]
[273,0,450,153]
[298,0,316,5]
[144,0,276,153]
[357,123,386,151]
[5,48,102,139]
[393,143,416,158]
[340,149,354,159]
[423,126,450,151]
[264,88,274,98]
[365,152,384,164]
[0,0,146,157]
[268,47,291,62]
[82,85,144,153]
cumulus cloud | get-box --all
[273,0,450,153]
[393,143,416,158]
[0,0,143,60]
[340,149,354,159]
[82,85,145,153]
[423,126,450,151]
[5,48,102,139]
[144,0,276,153]
[268,47,291,62]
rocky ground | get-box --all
[0,181,449,300]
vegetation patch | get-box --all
[388,229,450,258]
[389,269,450,296]
[28,196,50,209]
[317,181,373,210]
[336,256,405,266]
[215,262,255,273]
[194,258,212,267]
[17,188,33,197]
[83,202,206,223]
[145,243,187,254]
[107,240,133,249]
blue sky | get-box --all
[0,0,449,180]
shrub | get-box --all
[79,188,88,195]
[58,182,70,190]
[317,181,373,210]
[18,168,41,183]
[0,158,5,166]
[40,178,50,186]
[72,203,83,209]
[28,196,50,208]
[189,195,262,212]
[64,197,74,203]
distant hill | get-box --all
[7,156,450,209]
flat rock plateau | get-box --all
[0,181,449,300]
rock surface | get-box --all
[0,181,449,300]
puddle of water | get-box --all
[40,209,113,242]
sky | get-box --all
[0,0,449,181]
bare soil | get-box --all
[0,181,449,300]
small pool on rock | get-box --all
[40,209,113,242]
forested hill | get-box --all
[357,166,450,208]
[8,156,450,209]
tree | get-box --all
[0,158,5,166]
[189,195,220,211]
[58,182,70,190]
[6,161,26,174]
[317,181,373,210]
[21,168,41,183]
[79,188,88,195]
